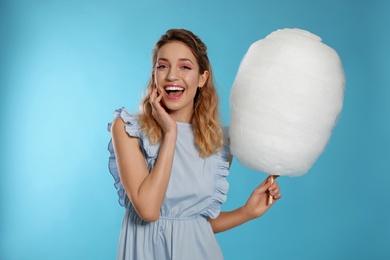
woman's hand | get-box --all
[149,87,177,135]
[243,175,282,220]
[209,175,282,233]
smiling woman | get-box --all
[154,41,208,122]
[107,29,281,260]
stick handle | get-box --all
[268,175,274,205]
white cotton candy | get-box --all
[229,28,345,177]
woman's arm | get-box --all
[209,176,281,233]
[111,88,177,222]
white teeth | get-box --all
[165,86,184,91]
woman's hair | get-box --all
[139,28,223,157]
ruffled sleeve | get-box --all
[107,138,126,207]
[200,126,231,219]
[107,107,159,207]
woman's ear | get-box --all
[198,70,209,88]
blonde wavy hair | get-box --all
[139,29,223,157]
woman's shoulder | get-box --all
[108,107,142,138]
[111,116,125,133]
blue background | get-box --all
[1,0,389,259]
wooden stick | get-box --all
[268,175,274,205]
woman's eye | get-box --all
[157,65,168,69]
[182,66,192,70]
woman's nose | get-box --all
[167,68,178,81]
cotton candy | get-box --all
[229,28,345,177]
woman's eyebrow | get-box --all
[157,57,194,64]
[179,58,194,64]
[157,58,169,62]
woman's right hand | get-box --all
[149,87,177,135]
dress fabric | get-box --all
[107,108,231,260]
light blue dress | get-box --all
[107,108,231,260]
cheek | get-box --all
[182,73,200,87]
[154,71,164,85]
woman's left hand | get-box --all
[243,175,282,220]
[209,175,282,233]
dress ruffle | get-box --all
[200,127,231,219]
[107,138,123,206]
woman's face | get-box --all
[154,41,208,122]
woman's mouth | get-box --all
[164,86,185,100]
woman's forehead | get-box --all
[157,41,196,62]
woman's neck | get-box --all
[167,109,193,123]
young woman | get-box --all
[108,29,281,260]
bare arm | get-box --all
[111,88,177,222]
[209,176,281,233]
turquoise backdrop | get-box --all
[1,0,389,259]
